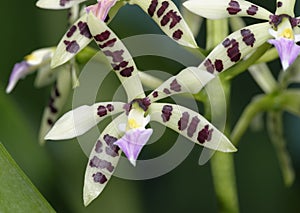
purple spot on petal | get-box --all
[214,59,224,72]
[148,0,158,17]
[97,105,107,117]
[227,1,241,15]
[277,1,282,7]
[246,5,258,16]
[178,112,189,131]
[204,59,214,73]
[187,116,200,137]
[172,29,183,40]
[161,105,173,122]
[67,25,77,38]
[163,88,171,94]
[92,172,107,184]
[170,79,181,92]
[95,140,103,153]
[241,29,256,47]
[227,39,241,62]
[104,134,120,157]
[157,1,169,17]
[90,156,114,172]
[106,104,114,112]
[197,125,213,144]
[94,31,111,42]
[120,66,134,77]
[77,21,92,39]
[152,91,158,98]
[64,40,80,54]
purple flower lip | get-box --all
[6,61,30,93]
[114,128,153,166]
[268,37,300,70]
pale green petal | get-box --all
[83,113,126,206]
[36,0,87,9]
[130,0,197,48]
[44,102,125,140]
[198,22,272,75]
[275,0,295,16]
[183,0,272,20]
[51,14,92,68]
[34,63,59,88]
[87,13,145,101]
[148,66,214,102]
[149,103,237,152]
[39,66,72,144]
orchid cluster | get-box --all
[6,0,300,211]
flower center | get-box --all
[127,118,140,129]
[281,28,294,39]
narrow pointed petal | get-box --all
[268,38,300,70]
[148,66,215,102]
[114,128,153,166]
[45,102,125,140]
[39,66,72,144]
[87,13,145,101]
[51,14,92,68]
[6,47,54,93]
[84,114,126,206]
[275,0,295,16]
[36,0,87,9]
[149,103,237,152]
[130,0,197,48]
[183,0,272,20]
[198,22,271,74]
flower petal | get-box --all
[149,103,237,152]
[44,102,125,140]
[36,0,87,9]
[39,66,72,144]
[268,38,300,70]
[183,0,272,20]
[198,22,271,74]
[275,0,295,16]
[34,63,59,88]
[130,0,197,48]
[148,66,215,102]
[114,128,153,166]
[51,14,93,68]
[87,13,145,101]
[83,113,126,206]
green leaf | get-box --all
[0,143,55,213]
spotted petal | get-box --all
[130,0,197,48]
[183,0,272,20]
[36,0,87,9]
[149,103,237,152]
[87,13,145,101]
[39,65,72,144]
[275,0,296,16]
[84,113,126,206]
[51,14,93,68]
[198,22,272,74]
[45,102,125,140]
[148,66,215,102]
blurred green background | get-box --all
[1,0,300,212]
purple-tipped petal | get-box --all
[268,38,300,70]
[114,128,153,166]
[6,61,30,93]
[86,0,117,21]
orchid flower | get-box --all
[183,0,300,71]
[6,47,73,144]
[45,13,236,206]
[36,0,198,68]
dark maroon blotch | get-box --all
[170,79,181,92]
[89,156,114,172]
[103,50,124,63]
[67,25,77,38]
[187,116,200,137]
[241,29,256,47]
[161,105,173,122]
[214,59,224,72]
[161,10,182,29]
[106,104,114,112]
[246,5,258,16]
[222,38,232,48]
[77,21,92,39]
[97,105,107,117]
[94,30,111,42]
[226,1,241,15]
[120,66,134,77]
[104,134,120,157]
[204,59,215,73]
[178,112,190,131]
[227,39,241,62]
[47,118,53,126]
[64,40,80,54]
[60,0,70,7]
[277,1,282,7]
[163,88,171,94]
[173,29,183,40]
[98,38,117,49]
[135,97,152,111]
[157,1,169,17]
[197,125,213,144]
[92,172,107,184]
[148,0,159,17]
[95,140,103,153]
[152,91,158,98]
